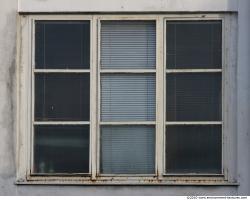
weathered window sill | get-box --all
[16,176,239,186]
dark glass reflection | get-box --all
[35,21,90,69]
[34,125,89,173]
[166,21,222,69]
[35,73,90,121]
[166,73,221,121]
[165,125,222,174]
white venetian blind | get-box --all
[101,126,155,174]
[100,21,156,174]
[101,74,156,121]
[101,21,156,69]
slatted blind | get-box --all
[101,74,156,121]
[100,21,156,174]
[101,126,155,174]
[101,21,156,69]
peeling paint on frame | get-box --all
[16,13,238,185]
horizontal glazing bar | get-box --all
[33,121,90,125]
[166,121,222,125]
[34,69,90,73]
[100,121,156,125]
[166,69,222,73]
[100,69,156,73]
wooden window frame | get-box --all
[16,13,238,185]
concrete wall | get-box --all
[18,0,238,12]
[0,0,249,195]
[237,0,250,195]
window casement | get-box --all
[164,20,222,175]
[17,14,238,185]
[33,20,91,174]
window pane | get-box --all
[101,21,156,69]
[34,125,89,173]
[35,73,90,121]
[166,73,221,121]
[166,21,222,69]
[101,74,155,121]
[165,125,222,174]
[35,21,90,69]
[101,126,155,174]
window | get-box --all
[165,21,222,174]
[17,14,237,185]
[33,21,90,174]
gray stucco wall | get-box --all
[0,0,249,195]
[237,0,250,195]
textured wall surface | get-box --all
[18,0,238,12]
[237,0,250,195]
[0,0,18,195]
[0,0,249,195]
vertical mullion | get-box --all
[90,16,98,179]
[96,18,101,176]
[156,16,164,177]
[221,17,225,178]
[163,19,169,174]
[163,19,167,175]
[221,17,227,179]
[31,18,35,174]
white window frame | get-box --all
[16,13,238,185]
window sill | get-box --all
[16,176,239,186]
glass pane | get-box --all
[35,73,90,121]
[165,125,222,174]
[101,21,156,69]
[35,21,90,69]
[166,73,221,121]
[34,125,89,173]
[101,74,155,121]
[166,21,222,69]
[101,126,155,174]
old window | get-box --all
[17,14,237,185]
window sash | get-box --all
[163,18,223,175]
[31,19,92,175]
